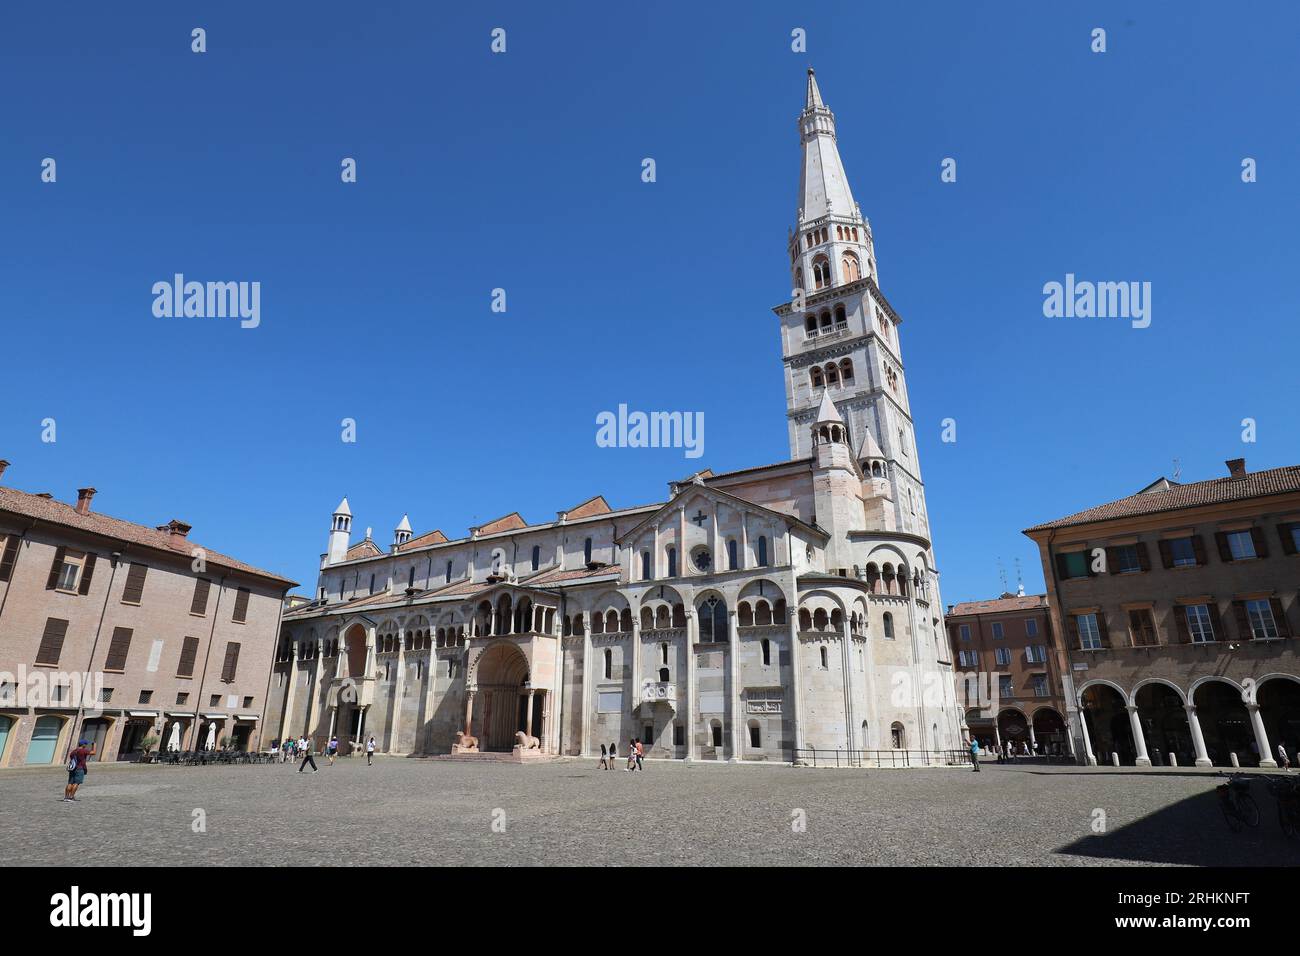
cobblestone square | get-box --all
[4,757,1298,867]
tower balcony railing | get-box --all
[802,326,852,348]
[639,681,677,708]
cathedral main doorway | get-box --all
[476,642,532,752]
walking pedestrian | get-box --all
[1278,743,1292,771]
[366,735,376,766]
[327,735,339,765]
[608,741,616,770]
[625,738,637,772]
[598,743,609,770]
[634,738,644,772]
[298,739,318,773]
[968,736,980,773]
[63,739,95,801]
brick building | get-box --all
[946,592,1071,756]
[0,461,295,765]
[1024,458,1300,768]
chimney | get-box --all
[160,519,192,549]
[0,460,9,482]
[75,487,97,515]
[1226,458,1247,478]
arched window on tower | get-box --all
[824,363,839,387]
[834,304,847,329]
[819,310,832,332]
[842,251,861,283]
[795,267,803,291]
[804,314,817,337]
[809,367,823,389]
[839,358,854,383]
[812,256,831,290]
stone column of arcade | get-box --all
[1126,704,1151,766]
[1185,704,1212,767]
[1247,702,1278,768]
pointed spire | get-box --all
[814,390,842,424]
[796,68,857,226]
[395,514,412,533]
[857,427,884,461]
[333,496,351,517]
[805,67,824,110]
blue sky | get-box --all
[1,2,1297,604]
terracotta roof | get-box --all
[398,529,447,551]
[476,512,527,534]
[948,594,1047,617]
[0,485,295,587]
[345,539,383,560]
[526,564,622,586]
[565,495,611,520]
[1025,464,1300,532]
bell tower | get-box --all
[775,69,931,540]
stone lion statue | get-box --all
[514,731,540,750]
[454,731,479,750]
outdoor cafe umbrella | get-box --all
[205,722,217,751]
[167,722,181,752]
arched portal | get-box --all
[1193,680,1253,767]
[343,624,367,679]
[475,643,532,752]
[1134,683,1192,767]
[1031,707,1068,755]
[997,709,1030,749]
[1258,677,1300,766]
[1080,683,1134,764]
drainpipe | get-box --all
[254,586,290,752]
[189,574,229,749]
[70,546,123,761]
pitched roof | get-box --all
[476,512,527,534]
[1025,464,1300,532]
[397,529,447,551]
[948,594,1047,617]
[565,495,611,520]
[814,390,842,424]
[0,486,295,586]
[344,539,382,560]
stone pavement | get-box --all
[3,756,1297,866]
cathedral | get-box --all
[266,70,963,763]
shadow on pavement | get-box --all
[1056,782,1300,866]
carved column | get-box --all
[463,689,476,738]
[729,608,742,762]
[526,687,536,738]
[1185,704,1212,767]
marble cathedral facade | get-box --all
[264,71,964,763]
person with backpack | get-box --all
[327,735,340,765]
[365,735,376,766]
[64,739,95,801]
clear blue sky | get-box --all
[1,2,1297,605]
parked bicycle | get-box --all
[1217,774,1260,832]
[1265,775,1300,839]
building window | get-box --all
[761,638,771,666]
[1076,613,1102,650]
[1112,544,1143,573]
[445,560,453,583]
[209,694,220,707]
[698,596,727,643]
[691,547,712,572]
[584,538,593,565]
[819,646,828,669]
[1025,618,1038,638]
[890,723,905,749]
[1058,551,1090,579]
[138,690,153,705]
[1032,675,1049,697]
[757,536,769,567]
[673,724,684,747]
[727,539,738,571]
[1167,537,1199,567]
[749,724,762,747]
[242,696,253,708]
[231,587,251,624]
[999,676,1014,699]
[995,647,1010,666]
[883,613,895,639]
[1026,645,1047,664]
[603,648,612,680]
[1245,599,1280,640]
[641,551,651,580]
[666,547,677,578]
[957,649,976,667]
[176,692,189,706]
[531,546,540,572]
[1128,609,1158,646]
[660,643,669,665]
[991,622,1004,640]
[958,624,971,641]
[711,721,724,748]
[1228,530,1262,562]
[51,549,87,592]
[369,573,375,594]
[1185,604,1215,643]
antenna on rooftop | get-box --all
[1014,558,1025,597]
[1172,457,1182,482]
[997,557,1008,595]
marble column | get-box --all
[788,608,805,751]
[526,688,536,738]
[463,689,476,738]
[1185,704,1212,767]
[390,625,406,752]
[1126,704,1151,766]
[1078,704,1097,766]
[1247,702,1278,768]
[580,611,593,757]
[685,610,698,761]
[728,608,741,762]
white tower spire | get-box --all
[327,496,352,565]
